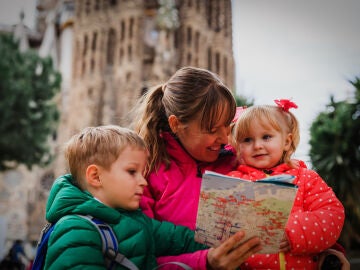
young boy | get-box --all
[44,125,260,269]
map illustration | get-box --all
[195,171,298,254]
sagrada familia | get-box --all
[0,0,234,256]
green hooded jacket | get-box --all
[44,174,207,269]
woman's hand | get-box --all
[206,231,262,270]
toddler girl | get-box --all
[228,99,345,269]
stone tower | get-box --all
[54,0,235,174]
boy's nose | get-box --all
[139,175,148,186]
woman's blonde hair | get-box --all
[64,125,147,189]
[231,105,300,167]
[130,66,236,175]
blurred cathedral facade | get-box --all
[0,0,234,255]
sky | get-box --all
[0,0,37,28]
[0,0,359,163]
[232,0,360,162]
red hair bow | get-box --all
[274,99,298,112]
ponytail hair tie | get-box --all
[274,99,298,112]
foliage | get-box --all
[0,33,61,171]
[234,94,254,107]
[309,77,360,249]
[156,0,179,30]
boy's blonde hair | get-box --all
[231,105,300,167]
[64,125,147,189]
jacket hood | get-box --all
[45,174,121,224]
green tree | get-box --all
[234,94,254,107]
[0,34,61,171]
[309,77,360,249]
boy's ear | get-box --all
[168,115,180,134]
[86,164,102,187]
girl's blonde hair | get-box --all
[64,125,147,189]
[130,66,236,175]
[231,105,300,167]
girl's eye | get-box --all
[243,137,252,143]
[263,134,271,140]
[128,169,136,176]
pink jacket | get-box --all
[228,162,345,270]
[140,132,237,269]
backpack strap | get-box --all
[33,215,193,270]
[78,215,139,270]
[78,215,193,270]
[32,223,56,270]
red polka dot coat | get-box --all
[228,161,345,270]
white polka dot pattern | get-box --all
[229,162,345,270]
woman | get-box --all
[130,66,261,269]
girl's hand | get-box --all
[206,231,262,270]
[279,234,291,253]
[318,249,350,270]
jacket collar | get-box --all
[161,132,197,165]
[46,174,128,224]
[236,160,307,178]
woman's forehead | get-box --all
[202,106,232,128]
